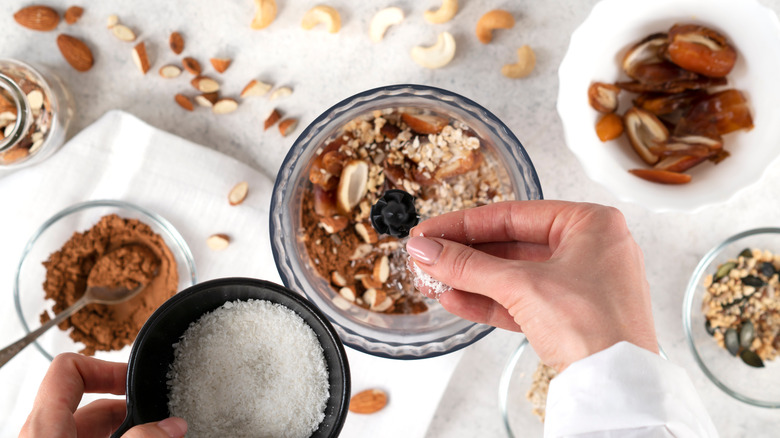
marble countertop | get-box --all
[2,0,780,436]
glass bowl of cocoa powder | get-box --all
[13,199,197,362]
[271,84,542,359]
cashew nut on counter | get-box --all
[501,45,536,78]
[475,9,515,44]
[410,32,456,69]
[250,0,276,30]
[301,5,342,33]
[369,7,404,42]
[424,0,458,24]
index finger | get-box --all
[38,353,127,413]
[411,200,581,246]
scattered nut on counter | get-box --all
[182,57,201,75]
[264,108,281,130]
[56,34,94,72]
[476,9,515,44]
[241,79,273,98]
[14,5,60,31]
[207,234,231,251]
[410,31,456,69]
[210,57,231,73]
[131,42,150,74]
[111,24,137,42]
[369,7,404,42]
[424,0,458,24]
[228,181,249,206]
[169,31,184,54]
[251,0,277,30]
[501,45,536,79]
[301,5,342,33]
[212,98,238,114]
[64,6,83,25]
[349,389,388,414]
[269,86,293,100]
[278,118,298,136]
[175,94,194,111]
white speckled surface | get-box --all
[2,0,780,436]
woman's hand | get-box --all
[20,353,186,438]
[406,200,658,372]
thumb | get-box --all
[406,236,528,306]
[122,417,187,438]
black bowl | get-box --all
[111,278,350,437]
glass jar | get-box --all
[0,59,74,169]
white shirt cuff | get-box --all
[544,341,718,438]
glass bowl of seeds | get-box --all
[684,227,780,407]
[270,84,542,359]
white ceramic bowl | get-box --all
[558,0,780,212]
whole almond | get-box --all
[14,5,60,31]
[182,57,201,75]
[263,108,281,131]
[159,64,182,78]
[169,31,184,54]
[131,42,150,74]
[64,6,84,25]
[191,76,220,93]
[174,94,194,111]
[228,181,249,205]
[210,57,231,73]
[206,234,230,251]
[213,98,238,114]
[349,389,388,414]
[278,118,298,137]
[56,34,94,72]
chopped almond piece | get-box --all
[169,31,184,54]
[174,94,194,111]
[132,42,150,74]
[210,57,231,73]
[182,57,201,75]
[264,109,281,131]
[278,118,298,136]
[595,113,624,142]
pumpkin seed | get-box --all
[742,275,765,288]
[739,321,755,349]
[724,328,740,356]
[740,349,764,368]
[739,248,753,258]
[759,262,776,278]
[705,319,716,336]
[714,261,736,281]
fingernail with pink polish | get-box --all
[406,236,443,265]
[158,417,187,438]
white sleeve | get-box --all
[543,341,718,438]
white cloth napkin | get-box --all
[0,110,462,437]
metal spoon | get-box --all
[0,245,158,368]
[0,282,148,368]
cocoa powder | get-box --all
[40,214,178,355]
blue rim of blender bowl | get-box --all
[13,199,197,361]
[270,84,543,359]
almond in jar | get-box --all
[0,59,74,170]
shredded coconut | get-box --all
[166,299,330,438]
[409,259,452,299]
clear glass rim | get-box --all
[271,84,542,359]
[13,199,198,361]
[0,59,65,169]
[682,226,780,408]
[0,70,31,153]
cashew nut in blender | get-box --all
[424,0,458,24]
[369,7,404,42]
[475,9,515,44]
[410,31,456,69]
[501,45,536,78]
[301,5,342,33]
[250,0,276,30]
